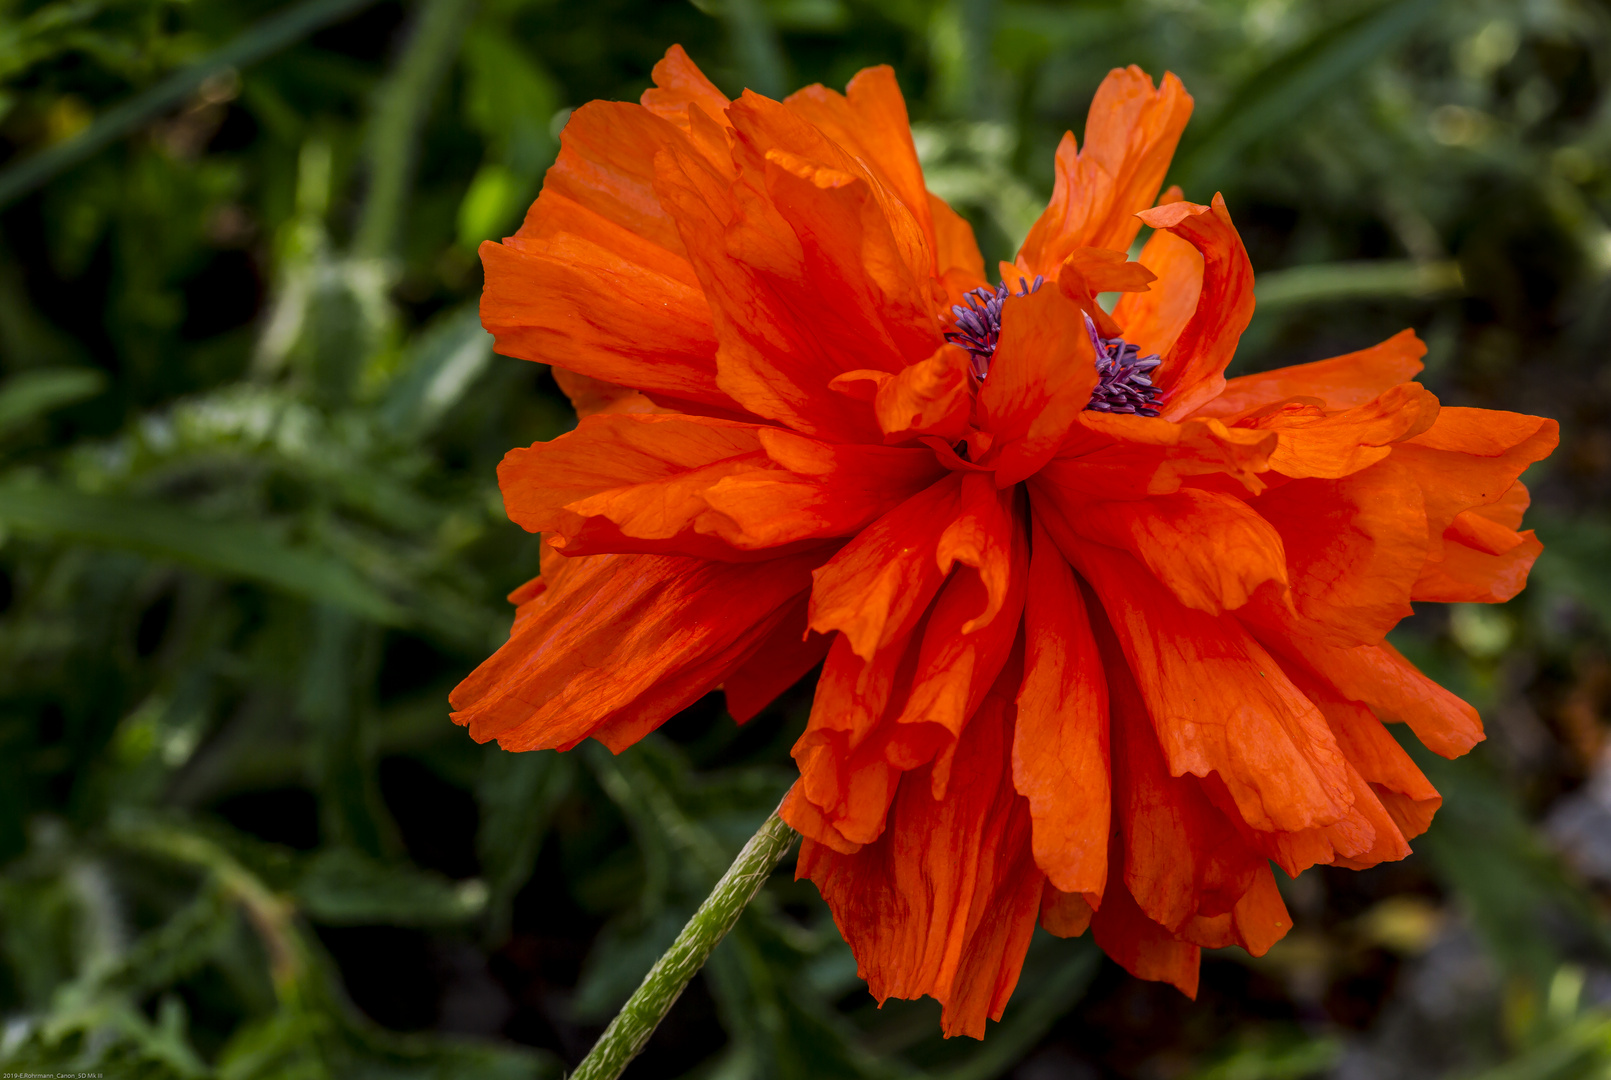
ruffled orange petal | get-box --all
[1017,67,1193,273]
[1253,460,1429,646]
[652,93,943,442]
[1247,602,1483,758]
[481,195,732,411]
[1043,511,1355,836]
[1037,413,1276,503]
[1392,408,1558,559]
[498,414,770,560]
[1013,519,1109,901]
[795,683,1045,1039]
[975,285,1100,486]
[887,485,1027,778]
[1413,483,1543,603]
[791,629,913,845]
[1238,382,1440,480]
[1133,195,1256,420]
[782,66,937,266]
[1194,329,1428,420]
[1089,843,1200,998]
[450,550,820,752]
[1062,487,1289,615]
[640,44,731,130]
[808,474,963,659]
[1096,605,1266,934]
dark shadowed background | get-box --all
[1,0,1610,1076]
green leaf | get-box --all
[0,480,405,623]
[0,367,105,436]
[296,847,487,927]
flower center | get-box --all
[945,277,1043,379]
[1083,314,1162,418]
[944,279,1163,418]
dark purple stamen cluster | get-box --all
[1083,313,1162,417]
[945,276,1044,379]
[944,277,1163,417]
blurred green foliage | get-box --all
[0,0,1609,1076]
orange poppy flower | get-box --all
[453,46,1558,1038]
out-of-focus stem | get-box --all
[569,809,799,1080]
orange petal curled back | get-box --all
[829,343,975,444]
[1133,195,1256,421]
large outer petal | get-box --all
[1013,517,1109,901]
[481,95,752,414]
[1133,196,1256,421]
[1391,408,1558,560]
[1240,383,1440,480]
[1414,484,1543,602]
[1254,460,1429,646]
[794,683,1045,1039]
[1064,488,1288,615]
[782,66,937,266]
[1243,597,1483,759]
[1017,68,1193,273]
[1194,330,1428,420]
[1040,504,1354,836]
[450,550,822,752]
[1037,413,1276,503]
[654,92,943,442]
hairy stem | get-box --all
[570,809,800,1080]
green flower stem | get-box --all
[571,809,800,1080]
